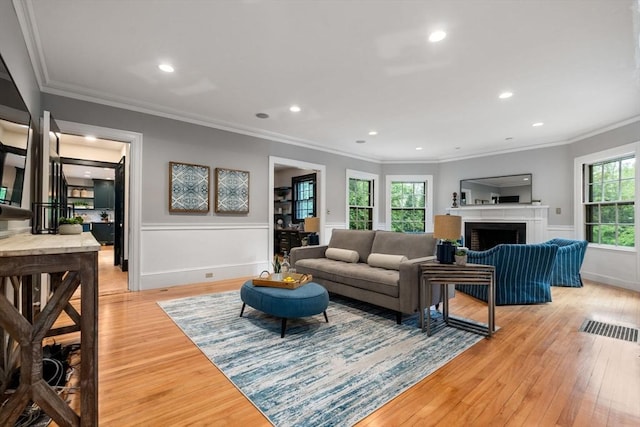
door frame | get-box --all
[269,156,326,264]
[56,120,142,292]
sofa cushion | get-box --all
[325,247,359,263]
[328,229,376,262]
[370,231,437,260]
[294,258,400,297]
[367,253,407,270]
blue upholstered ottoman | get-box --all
[240,280,329,337]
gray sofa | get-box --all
[290,229,445,324]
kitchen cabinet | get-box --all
[93,179,114,209]
[91,221,114,245]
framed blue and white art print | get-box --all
[215,168,250,214]
[169,161,210,213]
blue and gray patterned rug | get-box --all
[159,291,484,426]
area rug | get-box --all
[159,291,485,426]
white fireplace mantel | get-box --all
[446,205,549,244]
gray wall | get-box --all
[42,93,384,226]
[38,93,640,230]
[570,121,640,158]
[437,145,573,225]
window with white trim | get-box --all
[346,170,378,230]
[386,175,433,233]
[584,155,635,247]
[292,173,316,223]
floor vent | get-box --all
[579,320,639,343]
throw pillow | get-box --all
[325,247,360,263]
[367,253,408,270]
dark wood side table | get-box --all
[0,232,99,426]
[420,262,496,337]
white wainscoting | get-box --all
[140,223,270,290]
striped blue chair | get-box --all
[456,243,558,305]
[544,238,588,287]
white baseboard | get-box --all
[140,261,268,290]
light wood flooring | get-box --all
[55,263,639,426]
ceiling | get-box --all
[14,0,640,162]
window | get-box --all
[386,175,433,233]
[349,178,374,230]
[584,155,635,247]
[292,173,316,223]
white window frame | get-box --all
[346,170,379,230]
[385,174,433,232]
[574,142,639,252]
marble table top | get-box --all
[0,232,100,257]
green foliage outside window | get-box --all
[585,156,635,247]
[390,181,426,232]
[349,178,373,230]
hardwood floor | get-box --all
[57,273,639,426]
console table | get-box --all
[420,262,496,337]
[0,232,100,426]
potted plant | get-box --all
[455,247,468,266]
[58,216,84,235]
[100,211,109,222]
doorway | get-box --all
[269,156,326,263]
[56,120,143,292]
[60,134,129,294]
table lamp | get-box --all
[433,214,462,263]
[304,216,320,245]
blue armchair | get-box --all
[456,243,558,305]
[544,238,588,287]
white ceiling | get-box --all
[14,0,640,162]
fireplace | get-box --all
[465,222,526,251]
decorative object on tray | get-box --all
[58,216,83,235]
[169,161,210,213]
[281,250,290,273]
[214,168,249,213]
[254,271,313,289]
[455,247,468,266]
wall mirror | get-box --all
[459,173,532,205]
[0,55,31,207]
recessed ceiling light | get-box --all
[532,122,544,127]
[356,140,366,144]
[455,146,461,150]
[289,105,301,113]
[505,137,514,141]
[416,147,423,151]
[158,63,174,73]
[85,135,97,141]
[499,92,513,99]
[256,113,269,119]
[368,131,378,136]
[428,30,447,43]
[523,177,530,181]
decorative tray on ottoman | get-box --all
[253,272,313,289]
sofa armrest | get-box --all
[398,256,438,313]
[290,245,328,265]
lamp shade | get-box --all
[304,217,320,233]
[433,214,461,240]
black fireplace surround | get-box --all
[465,222,526,251]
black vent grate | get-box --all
[580,320,638,343]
